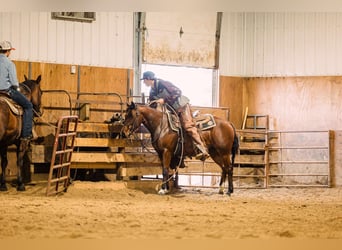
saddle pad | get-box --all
[195,114,216,131]
[0,96,22,116]
[166,109,216,132]
[165,109,181,132]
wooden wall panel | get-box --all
[31,62,78,123]
[31,62,78,93]
[79,66,133,122]
[219,76,244,128]
[220,75,342,131]
[13,61,30,82]
[244,76,342,131]
[11,61,134,124]
[219,75,342,186]
[79,66,130,95]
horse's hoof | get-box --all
[158,189,169,195]
[0,185,8,191]
[218,190,224,195]
[17,185,25,191]
[226,192,231,196]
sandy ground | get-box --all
[0,180,341,240]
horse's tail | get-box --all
[230,122,239,165]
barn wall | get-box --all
[0,12,134,68]
[13,60,133,124]
[218,76,244,128]
[220,12,342,76]
[219,75,342,186]
[219,13,342,186]
[243,76,342,131]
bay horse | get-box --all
[0,75,42,191]
[122,102,239,195]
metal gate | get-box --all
[46,115,78,196]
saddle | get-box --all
[165,108,216,132]
[193,112,216,131]
[0,93,23,116]
[0,93,24,139]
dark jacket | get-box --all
[149,79,189,110]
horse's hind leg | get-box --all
[0,147,8,191]
[227,164,234,195]
[219,168,227,195]
[218,155,234,196]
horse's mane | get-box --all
[20,79,35,89]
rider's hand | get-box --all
[10,85,20,92]
[156,98,164,104]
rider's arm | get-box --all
[8,61,19,89]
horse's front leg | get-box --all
[158,151,172,195]
[16,141,29,191]
[0,147,8,191]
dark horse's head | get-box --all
[20,75,42,116]
[122,102,144,138]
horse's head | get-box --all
[122,102,144,138]
[20,75,42,116]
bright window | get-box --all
[140,64,214,107]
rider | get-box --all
[0,40,34,141]
[141,71,209,161]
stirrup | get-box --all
[195,152,209,161]
[20,135,33,141]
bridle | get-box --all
[124,107,143,137]
[20,82,42,116]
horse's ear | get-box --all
[127,101,135,109]
[36,75,41,84]
[24,75,28,81]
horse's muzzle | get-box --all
[121,125,133,138]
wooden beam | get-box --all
[71,152,160,163]
[71,122,123,133]
[239,141,265,150]
[74,138,147,147]
[235,154,265,164]
[70,162,117,169]
[119,166,161,176]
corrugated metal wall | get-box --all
[3,12,342,76]
[0,12,134,68]
[220,12,342,76]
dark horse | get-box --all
[122,102,239,195]
[0,75,42,191]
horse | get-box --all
[122,102,239,195]
[0,75,42,191]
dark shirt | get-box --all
[149,79,182,106]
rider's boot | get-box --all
[194,143,209,161]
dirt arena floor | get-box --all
[0,180,341,240]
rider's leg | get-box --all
[179,104,209,160]
[8,88,33,139]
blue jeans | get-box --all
[8,88,33,138]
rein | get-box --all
[20,83,31,94]
[21,82,58,129]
